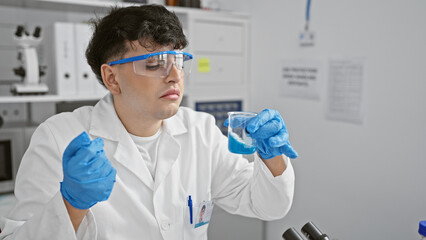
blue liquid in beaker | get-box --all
[228,132,256,154]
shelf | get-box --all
[0,94,106,103]
[36,0,131,8]
[34,0,200,14]
[32,0,249,17]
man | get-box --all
[0,4,297,240]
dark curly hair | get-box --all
[86,4,188,85]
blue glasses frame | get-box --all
[108,50,193,66]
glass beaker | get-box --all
[227,111,257,154]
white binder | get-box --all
[74,23,96,96]
[53,22,77,96]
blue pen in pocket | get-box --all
[188,195,193,224]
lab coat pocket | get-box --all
[183,202,209,240]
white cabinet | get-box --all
[193,21,244,53]
[191,54,244,85]
[188,15,249,89]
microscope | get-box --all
[283,222,331,240]
[11,25,48,95]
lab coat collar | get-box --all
[89,94,155,190]
[163,109,187,136]
[154,131,181,191]
[155,110,187,190]
[89,94,127,141]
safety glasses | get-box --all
[108,51,193,78]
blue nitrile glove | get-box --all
[60,132,117,209]
[224,109,298,159]
[247,109,298,159]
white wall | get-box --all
[218,0,426,239]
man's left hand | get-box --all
[246,109,298,160]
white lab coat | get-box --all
[0,94,295,240]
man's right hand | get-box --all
[60,131,116,210]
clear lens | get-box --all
[182,58,192,78]
[133,53,192,78]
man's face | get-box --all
[114,41,185,121]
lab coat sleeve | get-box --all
[210,118,295,221]
[0,122,97,240]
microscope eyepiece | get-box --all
[282,227,306,240]
[15,25,25,37]
[33,26,41,38]
[301,222,330,240]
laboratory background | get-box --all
[0,0,425,239]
